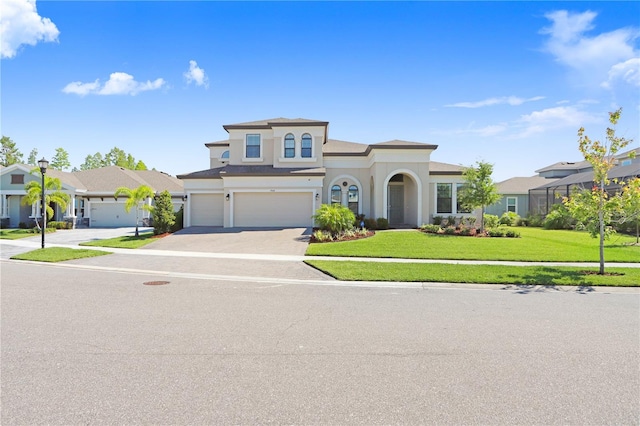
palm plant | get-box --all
[114,185,154,237]
[22,174,70,229]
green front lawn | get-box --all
[305,260,640,286]
[306,227,640,263]
[79,232,157,249]
[11,247,111,262]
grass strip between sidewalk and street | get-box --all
[11,247,111,262]
[0,229,56,240]
[304,260,640,286]
[79,232,157,249]
[305,228,640,263]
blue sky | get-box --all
[2,1,639,181]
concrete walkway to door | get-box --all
[144,227,312,256]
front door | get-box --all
[388,184,404,225]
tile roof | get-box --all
[178,165,326,179]
[497,176,558,194]
[323,139,369,155]
[429,161,465,175]
[223,117,329,131]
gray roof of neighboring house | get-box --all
[534,147,639,174]
[2,164,183,194]
[178,165,326,179]
[223,117,329,131]
[429,161,464,175]
[534,163,640,190]
[372,140,438,149]
[497,176,558,194]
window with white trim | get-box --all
[331,185,341,204]
[506,197,517,213]
[348,185,359,214]
[284,134,295,158]
[245,134,261,159]
[301,134,312,158]
[437,183,452,214]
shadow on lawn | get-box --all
[501,267,595,294]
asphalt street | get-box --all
[2,260,638,425]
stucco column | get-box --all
[1,195,8,218]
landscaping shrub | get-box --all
[505,229,521,238]
[483,214,499,229]
[152,190,175,235]
[526,213,545,227]
[363,218,377,230]
[312,229,334,242]
[48,221,72,229]
[18,222,28,229]
[464,216,477,227]
[444,227,456,235]
[420,224,441,234]
[376,217,389,230]
[499,211,520,226]
[543,204,575,230]
[432,216,443,226]
[488,228,505,237]
[445,216,457,227]
[313,203,356,236]
[171,206,184,233]
[355,214,366,228]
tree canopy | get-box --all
[1,136,24,166]
[22,172,71,226]
[50,147,71,170]
[457,161,501,230]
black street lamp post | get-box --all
[38,158,49,249]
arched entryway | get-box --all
[384,171,421,226]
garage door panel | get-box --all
[90,203,137,227]
[190,194,223,226]
[234,192,312,227]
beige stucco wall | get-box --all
[272,126,324,169]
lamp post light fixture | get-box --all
[38,157,49,249]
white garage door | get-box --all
[90,203,137,227]
[233,192,312,227]
[190,194,223,226]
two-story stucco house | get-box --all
[178,117,471,228]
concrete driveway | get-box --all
[144,226,312,256]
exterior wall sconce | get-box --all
[315,193,319,200]
[225,194,230,201]
[182,194,188,201]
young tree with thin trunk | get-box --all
[50,147,71,170]
[114,185,154,237]
[457,161,501,231]
[564,108,633,274]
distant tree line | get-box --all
[1,135,149,171]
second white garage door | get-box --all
[233,192,313,227]
[190,193,224,226]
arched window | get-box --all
[284,134,295,158]
[348,185,359,214]
[220,150,229,161]
[301,133,312,158]
[331,185,341,204]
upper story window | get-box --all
[220,150,229,161]
[284,134,295,158]
[245,134,261,159]
[11,174,24,184]
[301,134,312,158]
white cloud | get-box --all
[183,60,209,88]
[62,72,166,96]
[1,0,59,59]
[541,10,639,86]
[446,96,544,108]
[602,57,640,88]
[514,106,599,138]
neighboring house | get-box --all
[0,165,184,228]
[486,175,558,218]
[178,117,470,228]
[529,147,640,215]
